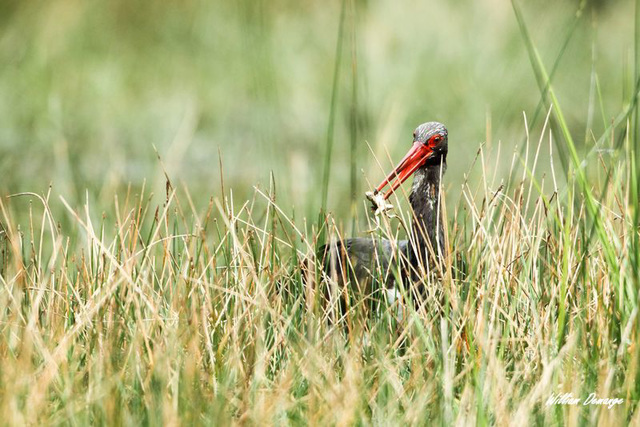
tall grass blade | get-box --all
[349,0,359,234]
[320,0,347,216]
[512,0,620,286]
[506,1,585,190]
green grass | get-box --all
[0,0,639,425]
[1,117,638,424]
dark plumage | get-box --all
[319,122,448,306]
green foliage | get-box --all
[0,0,638,424]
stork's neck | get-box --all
[408,161,446,269]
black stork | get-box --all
[320,121,449,306]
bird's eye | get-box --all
[433,135,442,143]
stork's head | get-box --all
[375,122,448,200]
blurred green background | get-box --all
[0,0,633,222]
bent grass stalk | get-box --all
[0,113,636,424]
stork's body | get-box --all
[320,122,448,301]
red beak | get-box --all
[375,142,434,200]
